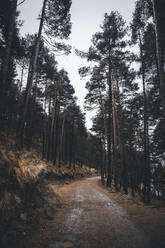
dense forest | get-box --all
[0,0,99,170]
[1,0,165,247]
[77,0,165,202]
[0,0,165,213]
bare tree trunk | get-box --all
[53,107,59,165]
[68,120,74,169]
[112,78,118,190]
[46,96,52,160]
[115,79,128,194]
[44,81,48,111]
[58,109,67,167]
[100,138,105,184]
[42,115,47,159]
[64,120,69,165]
[50,90,58,156]
[139,33,151,202]
[98,84,106,183]
[106,63,112,187]
[19,64,25,91]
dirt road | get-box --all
[32,177,165,248]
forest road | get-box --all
[47,177,151,248]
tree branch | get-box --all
[17,0,26,7]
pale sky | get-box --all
[18,0,136,129]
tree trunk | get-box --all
[115,80,128,194]
[19,64,25,91]
[53,108,59,165]
[1,0,17,89]
[0,0,18,125]
[98,84,106,183]
[106,64,112,187]
[46,96,52,160]
[19,0,48,148]
[100,138,105,184]
[68,120,74,169]
[111,78,118,190]
[58,109,67,167]
[139,33,151,202]
[152,0,165,116]
[64,120,69,165]
[50,89,58,161]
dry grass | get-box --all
[15,152,49,188]
[47,163,97,180]
[0,147,49,216]
[0,146,97,217]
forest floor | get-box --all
[14,176,165,248]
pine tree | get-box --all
[131,0,152,201]
[19,0,72,148]
[78,11,128,188]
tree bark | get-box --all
[53,107,59,165]
[106,64,112,187]
[58,109,67,167]
[139,33,151,202]
[98,83,106,183]
[50,89,58,160]
[115,79,128,194]
[111,78,118,190]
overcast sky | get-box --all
[18,0,136,129]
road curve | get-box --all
[49,177,150,248]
